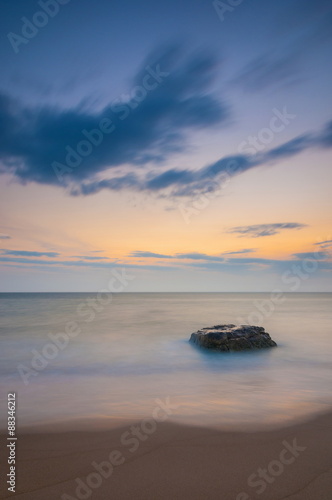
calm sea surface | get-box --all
[1,293,332,429]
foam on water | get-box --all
[0,292,332,429]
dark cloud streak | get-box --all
[0,249,59,257]
[0,44,228,187]
[72,120,332,197]
[228,223,307,238]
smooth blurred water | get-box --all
[0,293,332,429]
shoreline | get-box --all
[6,402,332,434]
[1,409,331,499]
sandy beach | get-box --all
[1,410,331,500]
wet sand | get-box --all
[1,411,332,500]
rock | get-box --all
[189,324,277,352]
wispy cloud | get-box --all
[315,239,332,247]
[0,256,178,272]
[1,248,331,274]
[130,251,173,259]
[228,223,307,238]
[293,251,329,260]
[72,119,332,197]
[0,234,11,240]
[130,251,226,262]
[230,52,301,92]
[230,0,332,92]
[0,249,59,257]
[73,255,108,260]
[176,252,225,262]
[221,248,256,255]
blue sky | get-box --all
[0,0,332,291]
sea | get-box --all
[1,292,332,430]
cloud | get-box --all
[315,239,332,246]
[1,248,331,275]
[133,249,332,273]
[1,36,332,201]
[189,259,332,274]
[0,250,59,257]
[228,223,307,238]
[221,248,256,255]
[72,119,332,197]
[293,251,329,260]
[0,256,178,272]
[129,251,173,259]
[319,121,332,147]
[72,153,254,197]
[230,52,301,92]
[129,250,258,263]
[0,44,228,187]
[143,154,252,195]
[130,251,227,262]
[0,234,11,239]
[70,174,141,196]
[146,169,194,191]
[73,255,108,260]
[230,0,332,92]
[176,252,225,262]
[265,134,314,160]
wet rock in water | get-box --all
[189,324,277,352]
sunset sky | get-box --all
[0,0,332,291]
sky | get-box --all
[0,0,332,291]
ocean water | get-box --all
[0,292,332,429]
